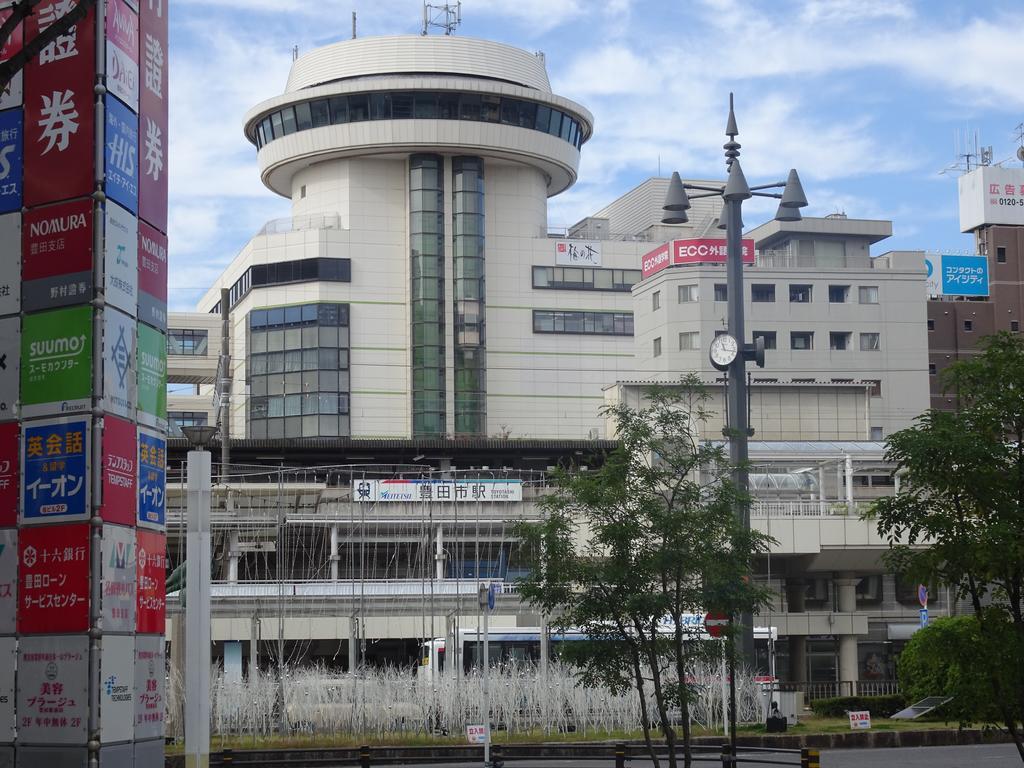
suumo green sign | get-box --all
[136,322,166,427]
[21,306,93,418]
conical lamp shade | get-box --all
[722,159,751,201]
[774,203,802,222]
[662,210,689,225]
[780,168,808,208]
[662,171,691,211]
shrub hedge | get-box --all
[809,695,906,719]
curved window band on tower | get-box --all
[251,90,586,151]
[410,155,446,437]
[453,157,485,436]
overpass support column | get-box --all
[435,524,445,579]
[785,578,807,683]
[228,529,239,583]
[835,573,860,695]
[330,525,340,581]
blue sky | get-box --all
[166,0,1024,310]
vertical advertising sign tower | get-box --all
[0,0,170,765]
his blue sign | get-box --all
[940,254,989,297]
[137,430,165,528]
[104,96,138,214]
[0,108,23,214]
[22,418,89,522]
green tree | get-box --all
[898,614,1023,727]
[515,379,773,768]
[871,333,1024,760]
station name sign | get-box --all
[353,479,523,503]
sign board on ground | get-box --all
[466,724,488,744]
[848,710,871,730]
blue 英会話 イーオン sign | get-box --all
[22,417,90,523]
[137,428,165,528]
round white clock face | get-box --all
[710,333,739,368]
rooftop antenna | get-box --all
[422,1,462,35]
[939,127,983,176]
[352,11,357,39]
[1016,123,1024,166]
[291,44,298,61]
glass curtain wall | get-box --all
[410,155,446,436]
[452,157,486,435]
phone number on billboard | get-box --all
[997,198,1024,206]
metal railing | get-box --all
[256,213,343,236]
[778,680,899,700]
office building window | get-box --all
[247,302,351,439]
[752,330,776,350]
[652,291,661,310]
[713,284,728,301]
[532,310,634,336]
[789,284,812,303]
[927,318,935,331]
[870,426,883,441]
[963,320,973,332]
[828,285,849,303]
[865,379,882,397]
[1013,320,1020,332]
[860,332,880,351]
[452,156,486,436]
[791,331,813,350]
[859,286,879,304]
[678,284,699,303]
[531,266,640,292]
[653,337,662,357]
[168,411,208,437]
[752,284,775,302]
[997,246,1007,263]
[829,332,851,351]
[167,329,208,356]
[678,331,699,350]
[929,363,937,375]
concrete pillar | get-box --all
[169,613,186,737]
[348,615,359,672]
[785,578,807,683]
[329,525,340,581]
[435,524,445,579]
[818,466,826,514]
[835,573,860,694]
[227,529,239,584]
[844,454,854,514]
[185,449,212,768]
[249,613,260,679]
[894,472,901,496]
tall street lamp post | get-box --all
[661,91,808,712]
[181,425,219,768]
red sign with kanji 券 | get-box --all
[135,528,165,633]
[0,422,17,526]
[18,522,90,633]
[22,198,93,280]
[138,0,167,232]
[101,415,137,525]
[23,2,96,207]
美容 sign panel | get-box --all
[16,635,89,744]
[21,306,92,418]
[133,634,165,739]
[17,522,90,632]
[0,637,13,742]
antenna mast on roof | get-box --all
[940,128,992,176]
[422,1,462,35]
